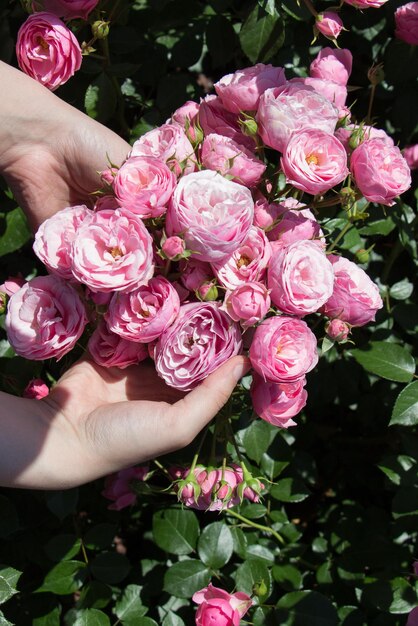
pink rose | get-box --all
[106,276,180,343]
[198,95,255,151]
[16,12,82,91]
[342,0,388,7]
[113,155,176,219]
[253,192,283,230]
[102,466,149,510]
[88,319,148,368]
[316,12,344,40]
[162,236,185,260]
[310,48,353,86]
[251,373,307,428]
[193,584,252,626]
[170,100,200,142]
[322,255,383,326]
[335,124,394,152]
[71,209,154,293]
[291,76,347,111]
[155,301,242,391]
[224,282,271,329]
[23,378,49,399]
[256,83,339,153]
[131,123,196,177]
[325,318,351,342]
[403,144,418,170]
[281,129,348,195]
[33,205,93,280]
[93,195,120,211]
[175,465,244,511]
[211,226,271,289]
[32,0,99,20]
[179,258,214,292]
[214,63,286,113]
[249,316,318,383]
[350,138,411,206]
[268,204,324,250]
[166,170,254,262]
[6,275,87,361]
[395,2,418,45]
[201,133,266,187]
[0,276,25,297]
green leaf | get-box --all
[0,208,31,257]
[114,584,148,624]
[91,552,131,585]
[276,591,338,625]
[0,497,19,538]
[234,558,272,603]
[76,582,112,610]
[389,279,414,301]
[38,560,87,595]
[205,15,237,67]
[0,611,13,626]
[132,620,158,626]
[163,560,210,599]
[162,613,185,626]
[361,578,418,613]
[84,73,117,123]
[197,522,233,569]
[33,604,61,626]
[44,535,81,562]
[358,217,395,236]
[72,609,111,626]
[240,420,273,463]
[153,509,199,555]
[238,502,268,519]
[0,566,22,604]
[239,4,284,64]
[83,524,117,551]
[258,0,276,16]
[390,381,418,427]
[45,489,78,521]
[272,564,302,591]
[270,478,311,503]
[350,342,415,383]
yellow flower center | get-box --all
[306,153,319,167]
[36,36,49,50]
[236,254,251,269]
[109,246,123,259]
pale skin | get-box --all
[0,61,250,490]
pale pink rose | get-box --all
[256,83,339,153]
[214,63,286,113]
[113,155,176,219]
[0,276,25,296]
[102,466,149,510]
[88,319,148,368]
[290,76,347,111]
[23,378,49,399]
[32,0,99,20]
[281,129,348,195]
[224,282,271,329]
[155,301,242,391]
[33,205,93,280]
[310,48,353,86]
[395,2,418,45]
[193,584,252,626]
[251,373,307,428]
[71,209,154,293]
[325,318,350,341]
[170,100,200,143]
[201,134,266,187]
[253,192,283,230]
[249,316,318,383]
[106,276,180,343]
[166,170,254,262]
[268,240,334,315]
[403,144,418,170]
[16,12,82,91]
[198,95,255,151]
[406,607,418,626]
[93,195,120,211]
[335,124,394,152]
[6,275,87,361]
[131,124,196,177]
[268,204,324,250]
[100,167,118,186]
[179,258,214,292]
[322,255,383,326]
[350,138,411,206]
[343,0,388,6]
[162,236,185,260]
[211,226,271,289]
[316,11,344,39]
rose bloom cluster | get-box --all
[8,53,411,435]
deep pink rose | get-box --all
[214,63,286,113]
[249,316,318,383]
[6,275,87,361]
[325,318,351,342]
[33,205,93,280]
[395,2,418,45]
[310,48,353,86]
[256,83,339,153]
[406,607,418,626]
[71,209,154,293]
[224,282,271,329]
[201,134,266,187]
[155,301,242,391]
[316,12,344,40]
[107,276,180,343]
[113,155,176,219]
[93,195,120,211]
[179,258,214,292]
[16,12,82,91]
[166,170,254,262]
[162,236,185,260]
[88,319,148,368]
[102,466,149,510]
[211,226,271,289]
[281,129,348,195]
[131,123,196,177]
[198,95,255,151]
[251,373,307,428]
[32,0,99,20]
[322,255,383,326]
[193,584,252,626]
[23,378,49,399]
[350,138,411,206]
[343,0,388,6]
